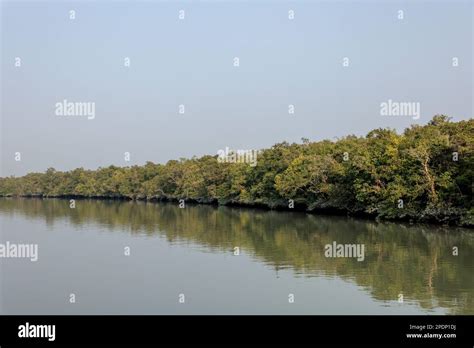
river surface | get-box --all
[0,198,472,314]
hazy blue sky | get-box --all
[1,0,472,176]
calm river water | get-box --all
[0,198,472,314]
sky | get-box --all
[1,0,472,176]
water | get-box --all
[0,198,472,315]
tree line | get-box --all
[1,115,472,226]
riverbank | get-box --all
[1,195,472,228]
[1,116,472,227]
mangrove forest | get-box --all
[1,115,473,226]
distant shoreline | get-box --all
[1,195,472,229]
[1,116,473,227]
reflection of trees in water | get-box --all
[1,198,472,314]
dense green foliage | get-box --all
[1,115,473,226]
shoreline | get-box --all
[1,117,472,229]
[1,195,472,229]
